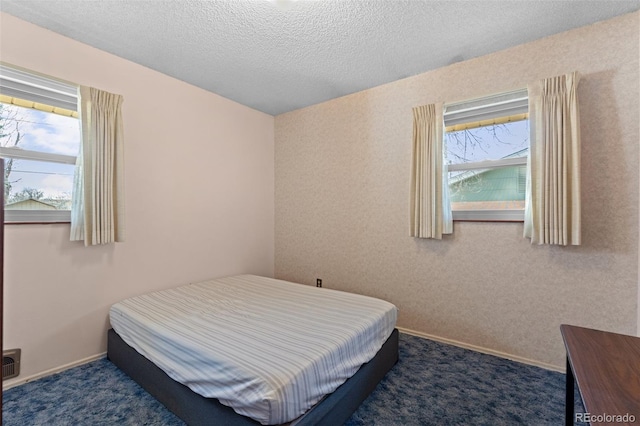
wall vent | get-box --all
[3,349,21,380]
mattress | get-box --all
[109,274,398,425]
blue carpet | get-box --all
[3,333,585,425]
[346,333,585,425]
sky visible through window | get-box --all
[445,119,529,165]
[1,103,80,206]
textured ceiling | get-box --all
[1,0,639,115]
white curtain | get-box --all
[524,72,581,245]
[410,103,452,239]
[71,86,125,246]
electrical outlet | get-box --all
[316,278,322,288]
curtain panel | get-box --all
[410,103,452,239]
[70,86,125,246]
[524,72,581,245]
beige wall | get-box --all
[275,12,639,369]
[1,13,275,386]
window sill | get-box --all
[4,210,71,224]
[452,209,524,222]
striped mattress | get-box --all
[109,274,398,425]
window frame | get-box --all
[0,63,79,224]
[444,89,529,222]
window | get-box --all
[0,64,80,223]
[444,89,529,221]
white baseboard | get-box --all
[3,329,564,391]
[396,327,564,373]
[2,352,107,391]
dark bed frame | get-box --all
[107,328,399,426]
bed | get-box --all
[107,275,399,425]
